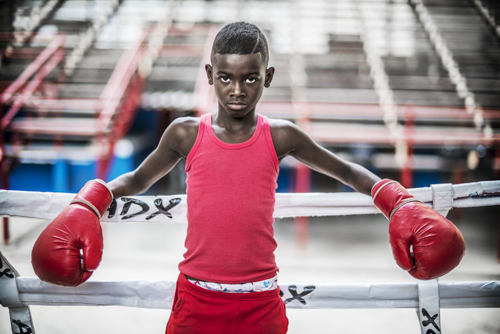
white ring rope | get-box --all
[8,277,500,310]
[0,181,499,223]
[1,180,500,334]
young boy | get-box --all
[31,22,465,334]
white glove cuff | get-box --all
[92,179,114,200]
[389,198,423,220]
[70,198,103,220]
[69,179,114,220]
[371,179,398,201]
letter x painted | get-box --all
[421,308,440,333]
[284,285,316,305]
[12,320,32,334]
[0,257,14,279]
[146,198,181,220]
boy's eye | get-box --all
[220,76,230,83]
[245,77,256,84]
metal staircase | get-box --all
[0,0,173,243]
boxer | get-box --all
[32,22,465,334]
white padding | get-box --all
[0,251,35,334]
[14,277,500,310]
[0,252,23,308]
[17,278,176,309]
[418,279,441,334]
[9,307,35,334]
[0,181,499,223]
[431,183,454,217]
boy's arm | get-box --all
[108,117,199,198]
[270,119,465,280]
[269,119,380,195]
[31,117,200,287]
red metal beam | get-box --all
[401,106,416,188]
[94,28,152,179]
[0,35,65,105]
[0,35,65,245]
[2,48,65,129]
[96,30,149,134]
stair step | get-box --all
[65,68,115,84]
[23,98,99,113]
[147,66,199,82]
[54,83,107,98]
[45,19,92,34]
[310,122,496,146]
[4,144,98,162]
[8,118,98,137]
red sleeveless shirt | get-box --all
[179,113,280,284]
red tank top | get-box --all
[179,113,280,283]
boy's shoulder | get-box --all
[266,117,307,157]
[171,115,201,127]
[161,116,201,158]
[168,116,201,138]
[266,117,294,127]
[266,117,301,138]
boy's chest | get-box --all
[212,126,257,144]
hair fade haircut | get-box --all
[211,22,269,65]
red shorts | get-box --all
[166,273,289,334]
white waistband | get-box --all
[186,275,278,293]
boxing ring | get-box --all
[1,181,500,334]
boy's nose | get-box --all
[230,82,245,97]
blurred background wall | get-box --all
[1,1,500,333]
[0,0,499,197]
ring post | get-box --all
[0,250,35,334]
[418,279,441,334]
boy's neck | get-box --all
[213,110,258,132]
[211,111,259,144]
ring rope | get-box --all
[1,180,499,223]
[9,277,500,310]
[1,180,500,334]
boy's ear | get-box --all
[205,64,214,85]
[264,66,275,88]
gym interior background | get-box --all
[0,0,499,333]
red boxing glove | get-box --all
[372,179,465,280]
[31,179,113,287]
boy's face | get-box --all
[205,53,274,119]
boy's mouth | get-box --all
[227,102,247,110]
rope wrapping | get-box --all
[11,277,500,310]
[0,181,499,223]
[1,180,499,334]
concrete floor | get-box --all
[1,205,499,334]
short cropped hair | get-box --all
[211,22,269,65]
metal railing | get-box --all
[0,34,65,244]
